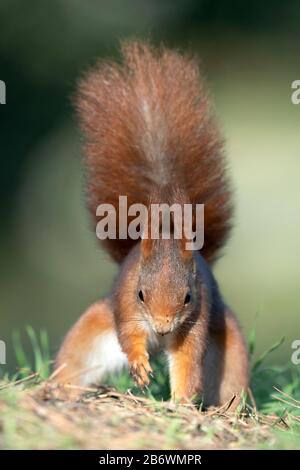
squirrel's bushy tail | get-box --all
[75,40,233,263]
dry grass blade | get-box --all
[48,363,66,381]
[271,394,300,410]
[205,395,236,417]
[0,373,38,391]
[247,387,258,414]
[273,386,300,406]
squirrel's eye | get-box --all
[184,292,191,306]
[138,290,144,302]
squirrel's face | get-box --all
[136,238,199,336]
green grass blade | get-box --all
[252,336,285,372]
[12,330,31,375]
[26,326,43,377]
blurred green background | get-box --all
[0,0,299,375]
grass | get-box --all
[0,328,299,450]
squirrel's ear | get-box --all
[140,237,153,259]
[140,219,153,259]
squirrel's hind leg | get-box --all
[203,308,249,410]
[55,299,128,390]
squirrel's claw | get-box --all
[129,353,153,390]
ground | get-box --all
[0,376,299,450]
[1,330,299,449]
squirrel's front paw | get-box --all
[128,352,153,389]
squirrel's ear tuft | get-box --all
[177,231,194,262]
[140,219,153,259]
[140,236,153,259]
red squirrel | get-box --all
[55,41,249,408]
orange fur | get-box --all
[55,299,116,385]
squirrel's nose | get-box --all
[154,318,171,336]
